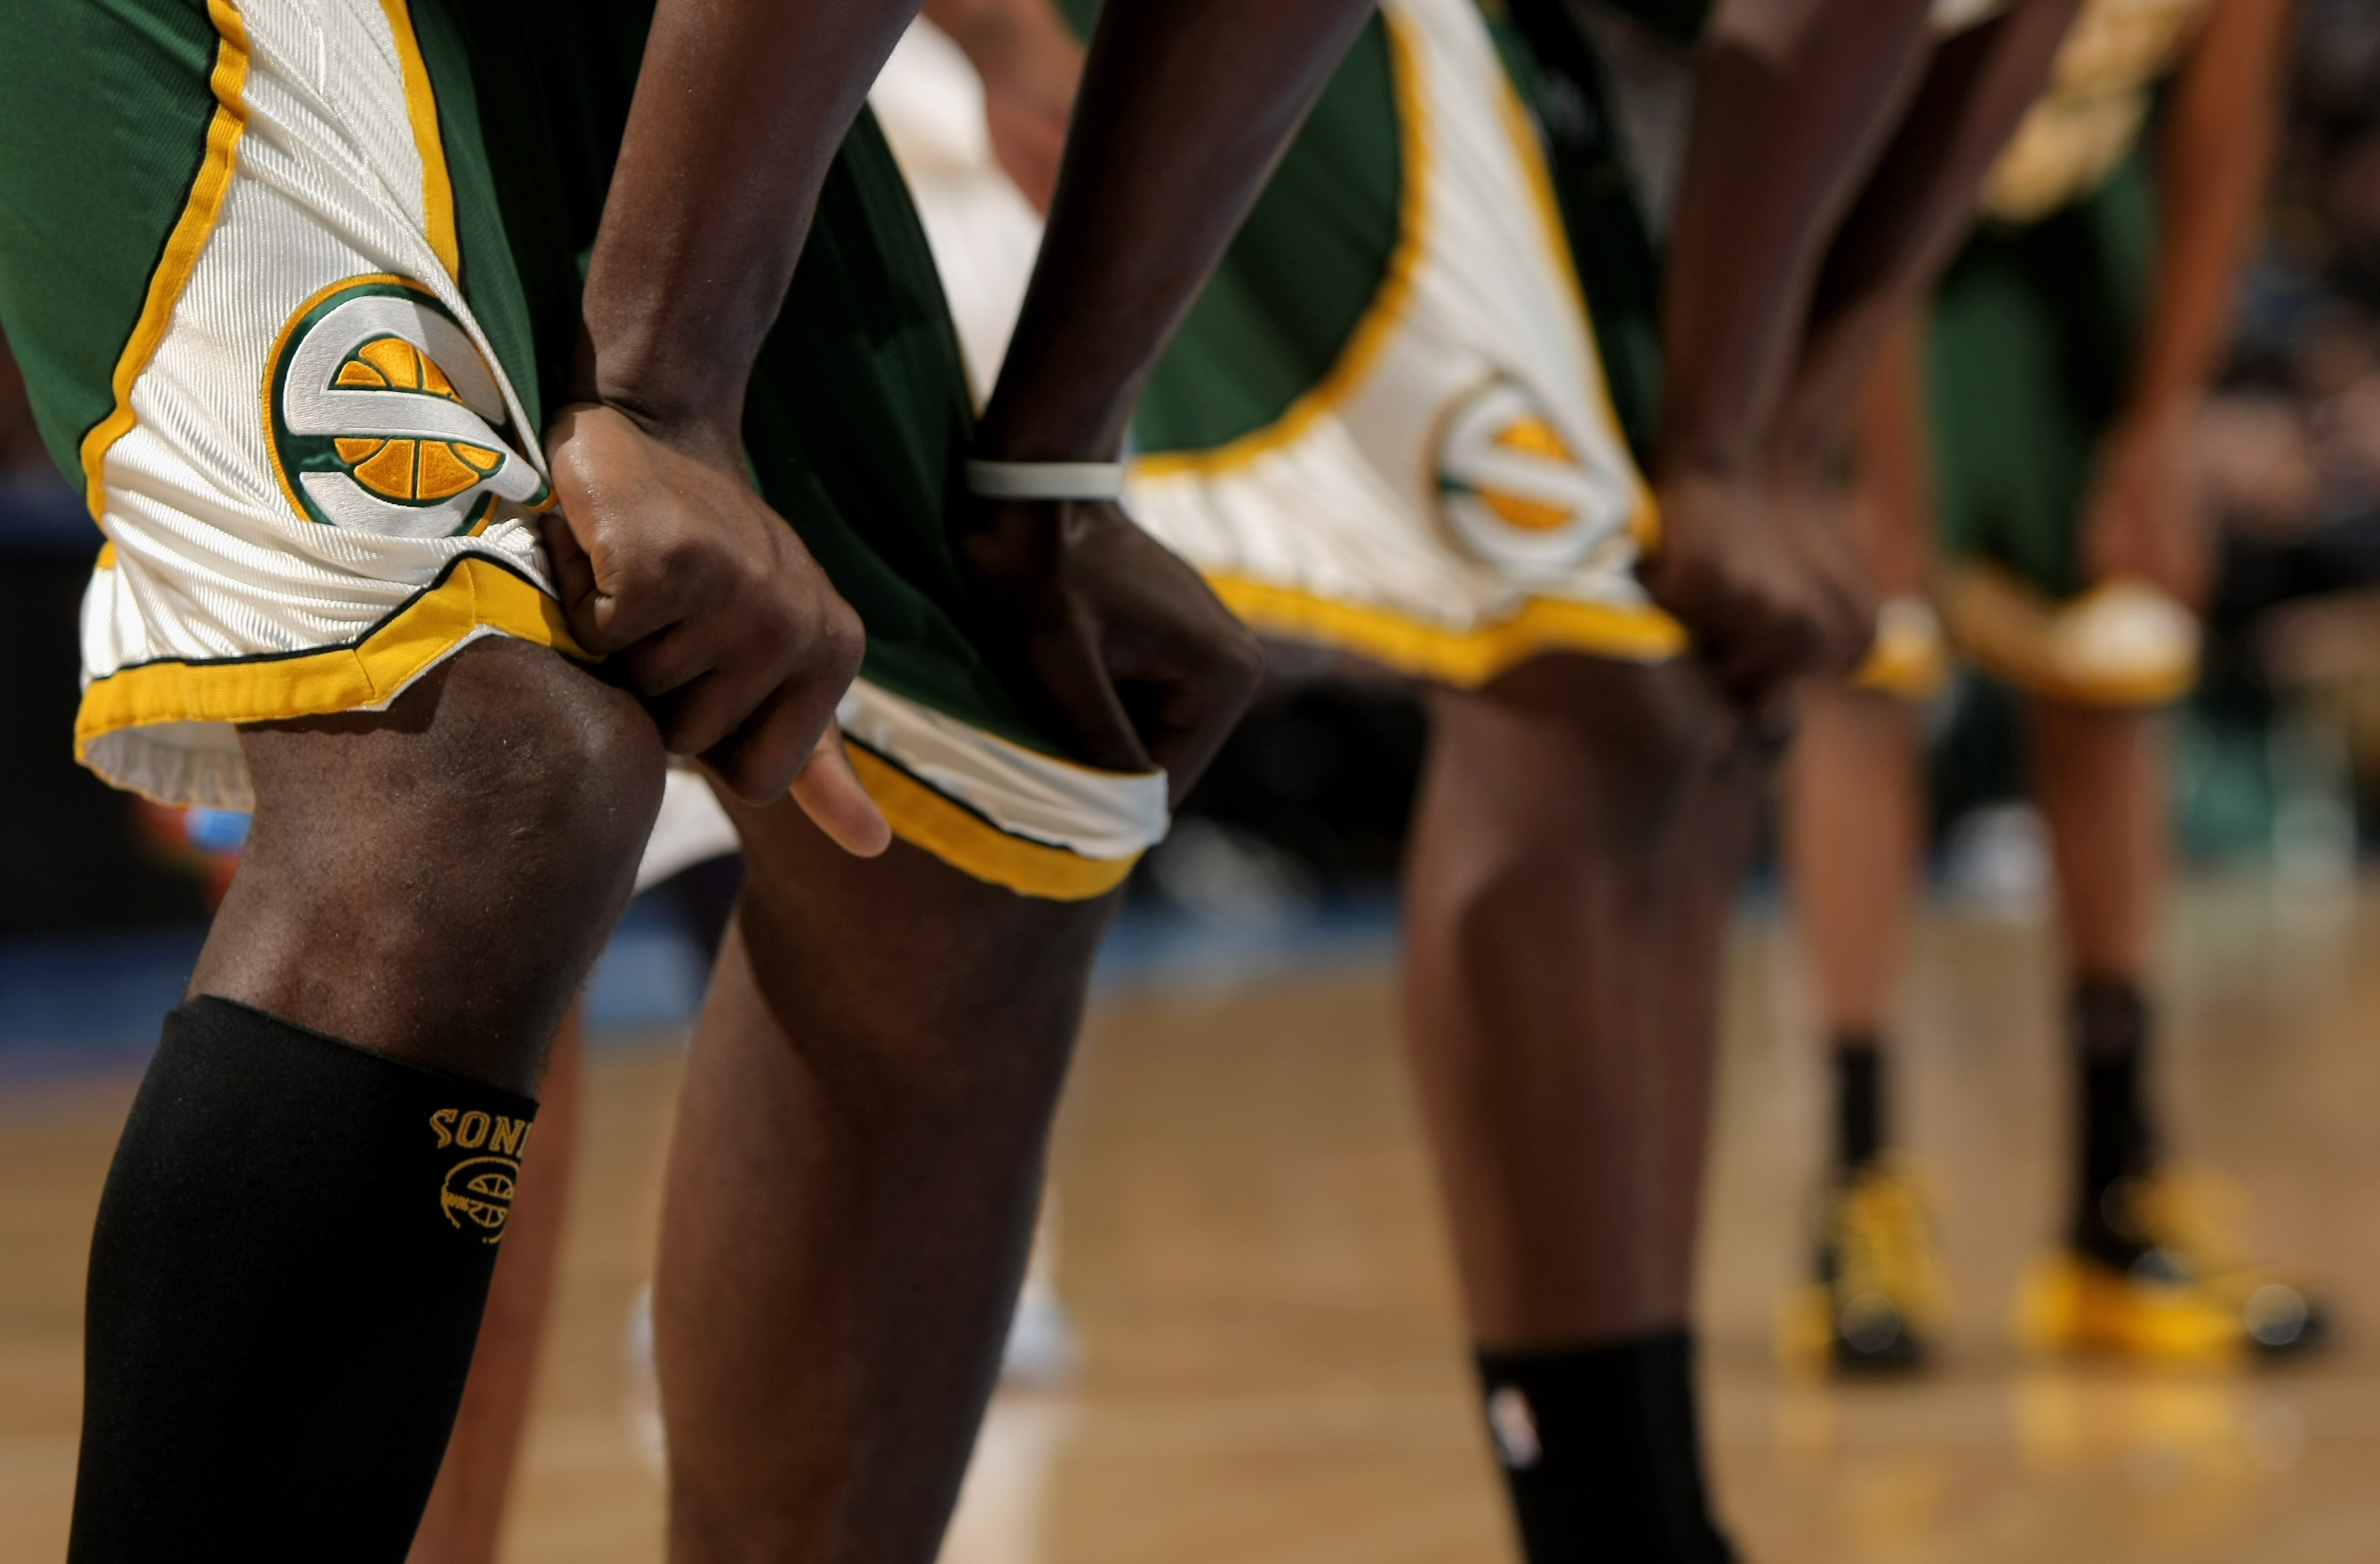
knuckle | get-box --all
[811,601,866,679]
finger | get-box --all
[1023,622,1156,777]
[660,656,785,764]
[1713,617,1812,712]
[610,622,711,700]
[538,512,606,646]
[1111,624,1263,800]
[789,726,891,858]
[701,671,843,804]
[581,556,690,654]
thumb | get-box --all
[791,723,893,858]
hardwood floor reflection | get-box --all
[3,874,2379,1561]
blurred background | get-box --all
[14,3,2380,1562]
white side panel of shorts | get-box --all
[1124,0,1656,634]
[839,679,1169,862]
[80,0,558,804]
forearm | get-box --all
[1766,0,2079,481]
[580,0,920,447]
[1852,320,1937,594]
[973,0,1373,460]
[2127,0,2294,420]
[1654,0,1937,481]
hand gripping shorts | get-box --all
[0,0,1165,899]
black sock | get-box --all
[1833,1036,1886,1175]
[2070,976,2155,1265]
[69,997,537,1563]
[1476,1329,1735,1564]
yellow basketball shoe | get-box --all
[1779,1159,1952,1375]
[2017,1168,2328,1363]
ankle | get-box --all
[1831,1034,1888,1174]
[2069,976,2157,1261]
[1474,1329,1736,1563]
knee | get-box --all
[451,647,668,881]
[730,857,1102,1139]
[1441,658,1738,859]
[209,639,666,1081]
[243,635,666,909]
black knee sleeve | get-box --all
[69,997,537,1563]
[1476,1329,1736,1564]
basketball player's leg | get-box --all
[656,795,1115,1564]
[1404,653,1757,1560]
[1777,679,1952,1372]
[409,1005,590,1564]
[195,647,658,1083]
[2031,696,2164,1257]
[74,639,664,1561]
[1787,685,1925,1049]
[2033,699,2160,981]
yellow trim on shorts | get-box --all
[1956,647,2198,710]
[1852,639,1953,703]
[76,0,252,524]
[1488,59,1659,553]
[845,746,1139,902]
[379,0,461,281]
[74,556,582,759]
[1208,573,1686,687]
[1939,566,2198,709]
[1131,12,1431,482]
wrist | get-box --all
[553,397,744,480]
[972,390,1131,469]
[574,289,751,443]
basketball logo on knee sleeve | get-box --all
[429,1108,532,1243]
[267,276,550,539]
[439,1158,520,1241]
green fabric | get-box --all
[1495,0,1666,462]
[1597,0,1713,49]
[0,0,221,486]
[1127,3,1665,464]
[0,0,1068,759]
[1131,18,1405,455]
[407,0,545,435]
[742,122,1056,753]
[449,0,1061,755]
[1926,142,2157,600]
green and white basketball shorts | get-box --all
[0,0,1163,900]
[1921,0,2205,711]
[1120,0,1683,689]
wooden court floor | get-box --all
[7,874,2380,1561]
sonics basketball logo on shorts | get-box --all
[429,1106,532,1243]
[1433,377,1637,585]
[267,276,550,539]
